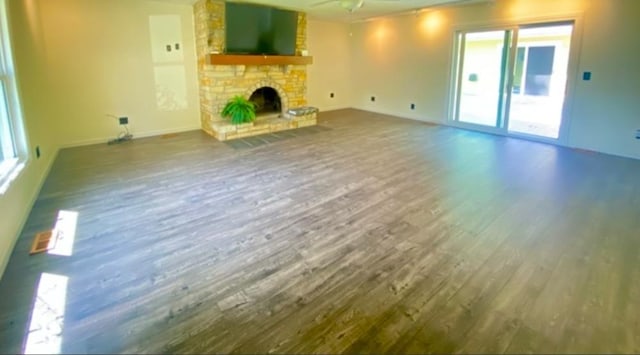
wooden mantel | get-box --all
[207,54,313,66]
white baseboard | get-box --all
[317,105,352,112]
[60,124,202,148]
[350,106,444,125]
[0,146,59,278]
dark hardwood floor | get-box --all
[1,109,639,354]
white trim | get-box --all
[445,32,462,130]
[452,31,466,123]
[556,14,585,148]
[59,124,202,148]
[0,77,16,159]
[351,105,442,124]
[0,0,31,193]
[318,105,351,112]
[0,157,19,193]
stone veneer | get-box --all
[194,0,313,140]
[210,115,317,141]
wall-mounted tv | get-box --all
[225,3,298,56]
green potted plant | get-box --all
[221,95,256,125]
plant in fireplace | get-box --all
[221,96,257,125]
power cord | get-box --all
[106,114,134,145]
[108,125,133,145]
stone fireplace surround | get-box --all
[194,0,317,141]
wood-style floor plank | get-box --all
[1,109,639,354]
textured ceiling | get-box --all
[151,0,490,21]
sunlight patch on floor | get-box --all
[48,210,78,257]
[23,273,68,355]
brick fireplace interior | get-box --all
[250,87,282,116]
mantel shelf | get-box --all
[207,54,313,66]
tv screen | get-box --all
[225,3,298,56]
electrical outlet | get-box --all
[371,96,376,102]
[119,117,129,125]
[175,43,180,50]
[35,146,40,159]
[410,103,415,110]
[330,93,335,98]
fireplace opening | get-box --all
[249,87,282,116]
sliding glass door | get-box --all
[451,22,574,140]
[455,30,512,128]
[507,24,573,138]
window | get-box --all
[0,0,26,193]
[0,78,16,163]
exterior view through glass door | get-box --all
[455,30,512,128]
[452,22,574,139]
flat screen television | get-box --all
[225,3,298,56]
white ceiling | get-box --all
[152,0,489,22]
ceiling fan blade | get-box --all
[311,0,338,7]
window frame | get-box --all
[0,0,28,194]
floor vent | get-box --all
[30,230,58,255]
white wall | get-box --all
[35,0,200,147]
[565,0,640,159]
[307,19,352,111]
[349,0,640,159]
[0,0,59,276]
[351,13,448,122]
[0,0,199,277]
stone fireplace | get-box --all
[193,0,317,141]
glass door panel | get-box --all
[507,24,574,139]
[457,30,511,127]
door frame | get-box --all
[446,13,584,147]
